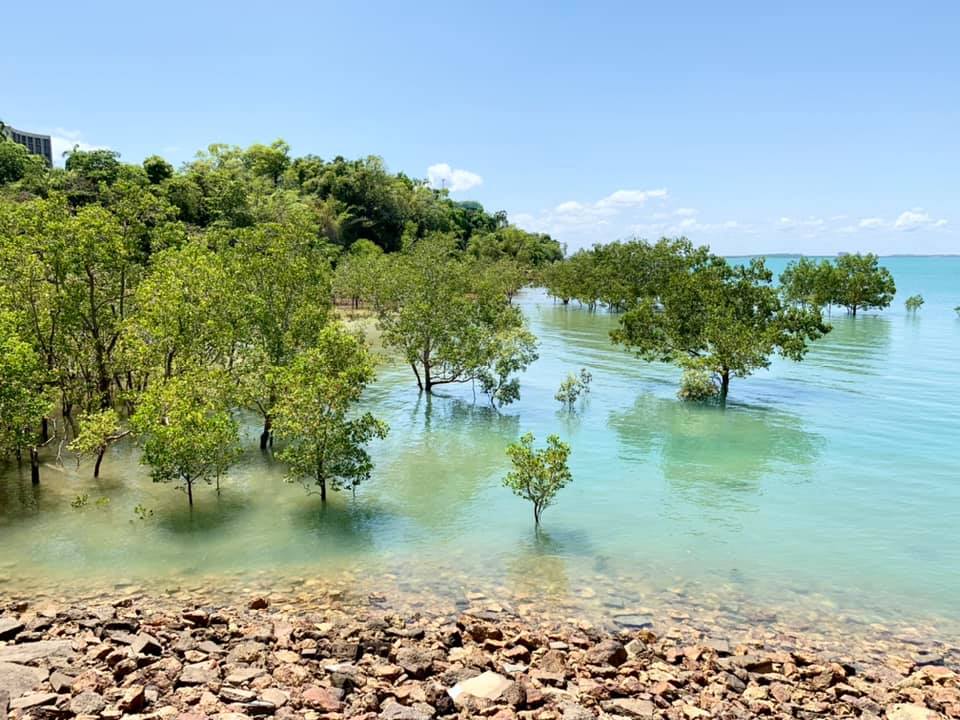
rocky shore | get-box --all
[1,585,957,720]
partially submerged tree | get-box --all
[905,294,924,312]
[370,236,538,397]
[614,256,831,400]
[273,325,388,502]
[503,432,573,527]
[0,312,54,483]
[831,253,896,316]
[555,368,593,408]
[131,371,240,507]
[69,409,129,478]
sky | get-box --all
[2,1,958,255]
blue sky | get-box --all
[3,1,958,254]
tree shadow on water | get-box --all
[154,489,252,536]
[288,495,400,553]
[608,393,823,518]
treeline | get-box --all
[0,135,557,503]
[542,239,900,400]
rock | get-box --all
[120,685,146,712]
[301,685,342,712]
[70,691,106,715]
[0,619,23,642]
[227,641,266,664]
[323,663,360,690]
[260,688,288,708]
[47,670,73,694]
[584,639,627,667]
[180,662,220,686]
[0,662,46,698]
[221,686,257,703]
[379,699,434,720]
[560,702,594,720]
[612,614,653,629]
[0,640,73,663]
[9,692,58,711]
[395,647,435,679]
[248,597,269,610]
[132,632,163,656]
[448,671,514,704]
[226,668,265,684]
[886,704,945,720]
[601,698,657,718]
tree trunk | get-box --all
[320,476,327,503]
[94,447,105,478]
[533,504,542,526]
[30,447,40,484]
[719,369,730,401]
[186,479,194,507]
[41,417,49,443]
[259,416,272,451]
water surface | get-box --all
[2,256,958,637]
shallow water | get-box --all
[2,256,959,639]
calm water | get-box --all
[2,256,959,635]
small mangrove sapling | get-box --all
[555,368,593,408]
[503,432,572,526]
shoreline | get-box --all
[1,581,957,719]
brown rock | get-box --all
[0,662,46,698]
[260,688,288,708]
[0,619,24,641]
[584,639,627,668]
[70,691,106,715]
[301,685,342,712]
[120,685,147,713]
[396,647,435,679]
[248,597,269,610]
[601,698,656,718]
[9,692,59,711]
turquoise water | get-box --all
[1,256,958,634]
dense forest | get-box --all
[0,132,898,507]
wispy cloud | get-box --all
[894,209,948,231]
[427,163,483,192]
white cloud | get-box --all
[894,209,947,231]
[595,188,668,208]
[675,207,698,217]
[858,217,886,229]
[426,163,483,193]
[45,128,109,166]
[555,200,585,213]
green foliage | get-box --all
[613,254,831,399]
[69,409,127,477]
[130,370,240,507]
[544,238,709,311]
[133,504,154,521]
[555,368,593,408]
[503,432,573,526]
[0,140,46,184]
[71,493,88,509]
[143,155,174,185]
[905,294,924,312]
[830,253,896,316]
[677,366,720,402]
[476,326,540,408]
[0,311,53,459]
[273,325,388,501]
[955,305,960,318]
[370,236,539,397]
[779,257,837,309]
